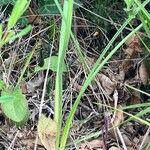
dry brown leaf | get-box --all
[71,78,82,91]
[124,33,143,63]
[27,72,44,92]
[125,47,135,56]
[130,92,141,105]
[122,133,132,146]
[37,114,57,150]
[27,7,41,24]
[20,83,28,94]
[125,33,138,45]
[125,33,142,51]
[139,62,148,84]
[111,106,124,127]
[98,74,116,95]
[77,139,102,150]
[109,146,120,150]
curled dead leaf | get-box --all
[111,106,124,127]
[37,114,57,150]
[125,33,143,59]
[125,33,142,51]
[98,74,116,95]
[139,62,148,84]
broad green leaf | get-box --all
[38,4,60,14]
[35,56,67,72]
[10,25,32,43]
[7,0,30,30]
[145,143,150,150]
[0,96,14,103]
[1,88,29,123]
[38,0,81,15]
[19,18,29,26]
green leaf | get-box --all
[7,0,30,30]
[1,88,29,123]
[38,4,60,14]
[38,0,81,15]
[35,56,67,72]
[2,30,15,45]
[0,80,5,90]
[0,24,2,41]
[10,25,32,43]
[0,96,14,103]
[19,18,29,26]
[1,0,16,5]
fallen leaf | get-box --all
[26,72,44,92]
[27,7,41,24]
[139,62,148,84]
[37,114,57,150]
[109,146,120,150]
[77,139,102,150]
[111,106,124,127]
[98,74,116,95]
[125,33,143,53]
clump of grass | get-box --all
[55,0,150,149]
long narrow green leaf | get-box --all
[7,0,30,30]
[134,0,150,37]
[54,0,90,72]
[0,24,2,41]
[3,30,15,45]
[134,0,150,22]
[9,25,32,43]
[16,42,41,88]
[123,103,150,109]
[123,106,150,126]
[54,0,74,149]
[139,13,150,38]
[125,84,150,97]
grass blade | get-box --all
[7,0,30,30]
[54,0,74,149]
[16,42,41,88]
[9,25,32,43]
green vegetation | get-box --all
[0,0,150,149]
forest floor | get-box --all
[0,0,150,150]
